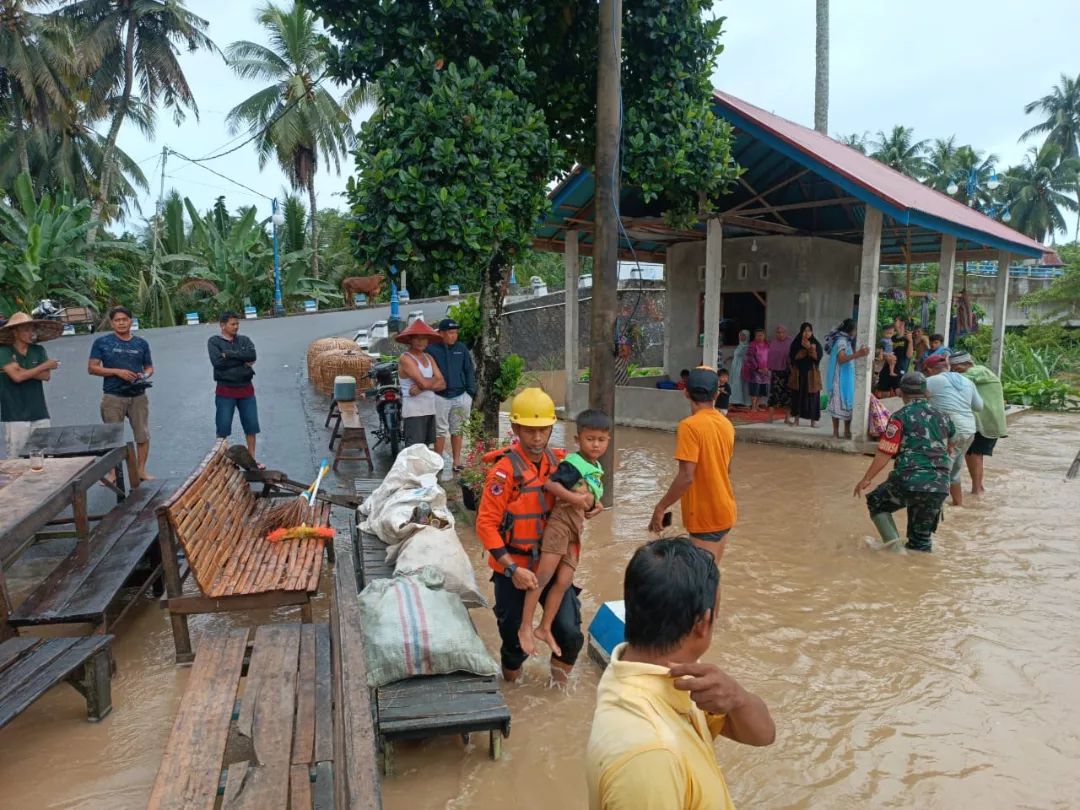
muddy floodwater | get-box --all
[2,412,1079,809]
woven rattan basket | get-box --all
[306,337,359,379]
[312,349,375,396]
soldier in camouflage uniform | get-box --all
[853,372,955,552]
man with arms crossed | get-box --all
[88,306,154,480]
[650,367,737,561]
[587,537,775,809]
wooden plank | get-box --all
[313,623,333,763]
[0,637,41,672]
[9,480,171,624]
[224,623,301,810]
[331,546,382,810]
[314,761,334,810]
[161,592,310,615]
[147,629,248,810]
[290,763,313,810]
[0,636,111,729]
[292,624,317,765]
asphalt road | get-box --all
[16,300,455,497]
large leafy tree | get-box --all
[59,0,216,230]
[1021,73,1080,238]
[0,0,78,177]
[870,125,929,178]
[224,1,366,278]
[311,0,737,429]
[1000,143,1080,242]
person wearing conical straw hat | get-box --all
[0,312,63,456]
[396,319,445,449]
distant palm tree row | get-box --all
[837,72,1080,244]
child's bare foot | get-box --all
[533,626,562,658]
[518,626,537,657]
[138,470,155,481]
[549,658,572,685]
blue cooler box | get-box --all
[587,600,625,667]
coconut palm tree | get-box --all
[836,131,868,154]
[814,0,828,134]
[1000,143,1080,242]
[58,0,216,231]
[225,1,368,278]
[1021,73,1080,239]
[924,136,960,192]
[870,125,929,178]
[0,0,79,178]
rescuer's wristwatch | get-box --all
[503,562,518,579]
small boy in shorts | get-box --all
[518,408,611,658]
[715,368,732,415]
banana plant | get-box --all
[0,172,142,312]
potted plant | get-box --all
[457,413,515,511]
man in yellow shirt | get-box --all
[650,367,737,561]
[586,537,775,809]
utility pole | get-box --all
[590,0,621,507]
[150,146,169,265]
[814,0,830,134]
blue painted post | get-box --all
[390,281,400,321]
[272,198,284,316]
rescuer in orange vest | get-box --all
[475,387,601,683]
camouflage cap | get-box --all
[899,371,928,395]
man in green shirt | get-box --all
[948,350,1006,495]
[0,312,61,455]
[853,372,955,552]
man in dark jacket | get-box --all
[208,311,261,461]
[426,318,476,471]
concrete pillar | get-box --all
[989,249,1011,375]
[564,231,580,409]
[702,218,723,367]
[934,234,957,339]
[850,207,882,441]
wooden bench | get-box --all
[149,537,383,810]
[156,441,331,663]
[330,400,373,472]
[0,635,113,728]
[348,491,511,777]
[7,479,175,634]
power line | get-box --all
[190,69,330,163]
[165,148,274,201]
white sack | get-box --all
[359,444,444,520]
[394,526,486,607]
[359,566,498,688]
[366,482,455,550]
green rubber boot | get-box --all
[871,512,900,546]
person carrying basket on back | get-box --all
[475,388,602,685]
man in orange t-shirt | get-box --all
[650,367,737,561]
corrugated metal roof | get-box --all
[534,91,1054,264]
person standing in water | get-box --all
[825,318,870,439]
[650,368,737,563]
[949,350,1006,496]
[586,537,775,809]
[853,372,955,552]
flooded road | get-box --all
[2,412,1079,809]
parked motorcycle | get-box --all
[32,299,62,320]
[366,362,405,457]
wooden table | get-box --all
[0,449,131,638]
[20,423,138,494]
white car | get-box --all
[353,328,370,350]
[369,320,389,342]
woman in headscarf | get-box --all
[728,329,750,408]
[767,324,793,423]
[743,328,770,412]
[787,322,822,427]
[824,318,870,439]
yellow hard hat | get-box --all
[510,387,557,427]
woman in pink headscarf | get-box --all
[766,324,793,423]
[742,327,771,412]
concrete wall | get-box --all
[566,381,689,432]
[664,235,862,372]
[879,268,1076,327]
[501,285,666,369]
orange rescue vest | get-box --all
[492,445,559,564]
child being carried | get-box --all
[518,409,611,658]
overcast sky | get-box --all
[118,0,1080,226]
